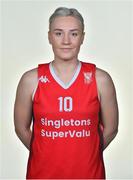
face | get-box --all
[48,16,85,61]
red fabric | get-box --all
[26,61,105,179]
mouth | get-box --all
[60,48,72,52]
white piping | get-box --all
[49,61,81,89]
[32,80,39,101]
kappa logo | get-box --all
[39,75,50,83]
[83,72,92,84]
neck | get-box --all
[52,59,80,74]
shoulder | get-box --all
[17,67,38,95]
[95,67,116,100]
[21,68,38,81]
[20,68,38,84]
[96,67,113,84]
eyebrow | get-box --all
[53,29,81,32]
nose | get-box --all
[62,33,71,45]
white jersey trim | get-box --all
[49,61,81,89]
[32,79,39,101]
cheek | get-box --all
[72,40,83,48]
[73,36,83,44]
[51,38,61,47]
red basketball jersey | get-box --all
[26,61,105,179]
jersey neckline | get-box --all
[49,61,82,89]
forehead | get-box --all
[50,16,82,31]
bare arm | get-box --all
[96,68,119,150]
[14,69,38,150]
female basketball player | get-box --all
[14,7,119,179]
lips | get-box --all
[60,48,72,52]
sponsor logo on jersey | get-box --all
[40,117,91,139]
[39,75,50,83]
[83,72,92,84]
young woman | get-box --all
[14,7,119,179]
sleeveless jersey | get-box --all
[26,61,105,179]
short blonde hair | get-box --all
[49,7,84,32]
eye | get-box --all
[55,32,62,36]
[72,32,78,37]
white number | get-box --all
[58,97,63,112]
[58,97,73,112]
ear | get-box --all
[81,32,85,44]
[48,31,52,44]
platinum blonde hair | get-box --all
[49,7,84,32]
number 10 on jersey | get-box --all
[58,97,73,112]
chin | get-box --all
[59,57,75,61]
[58,54,76,61]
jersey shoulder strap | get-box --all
[38,63,49,78]
[82,61,96,73]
